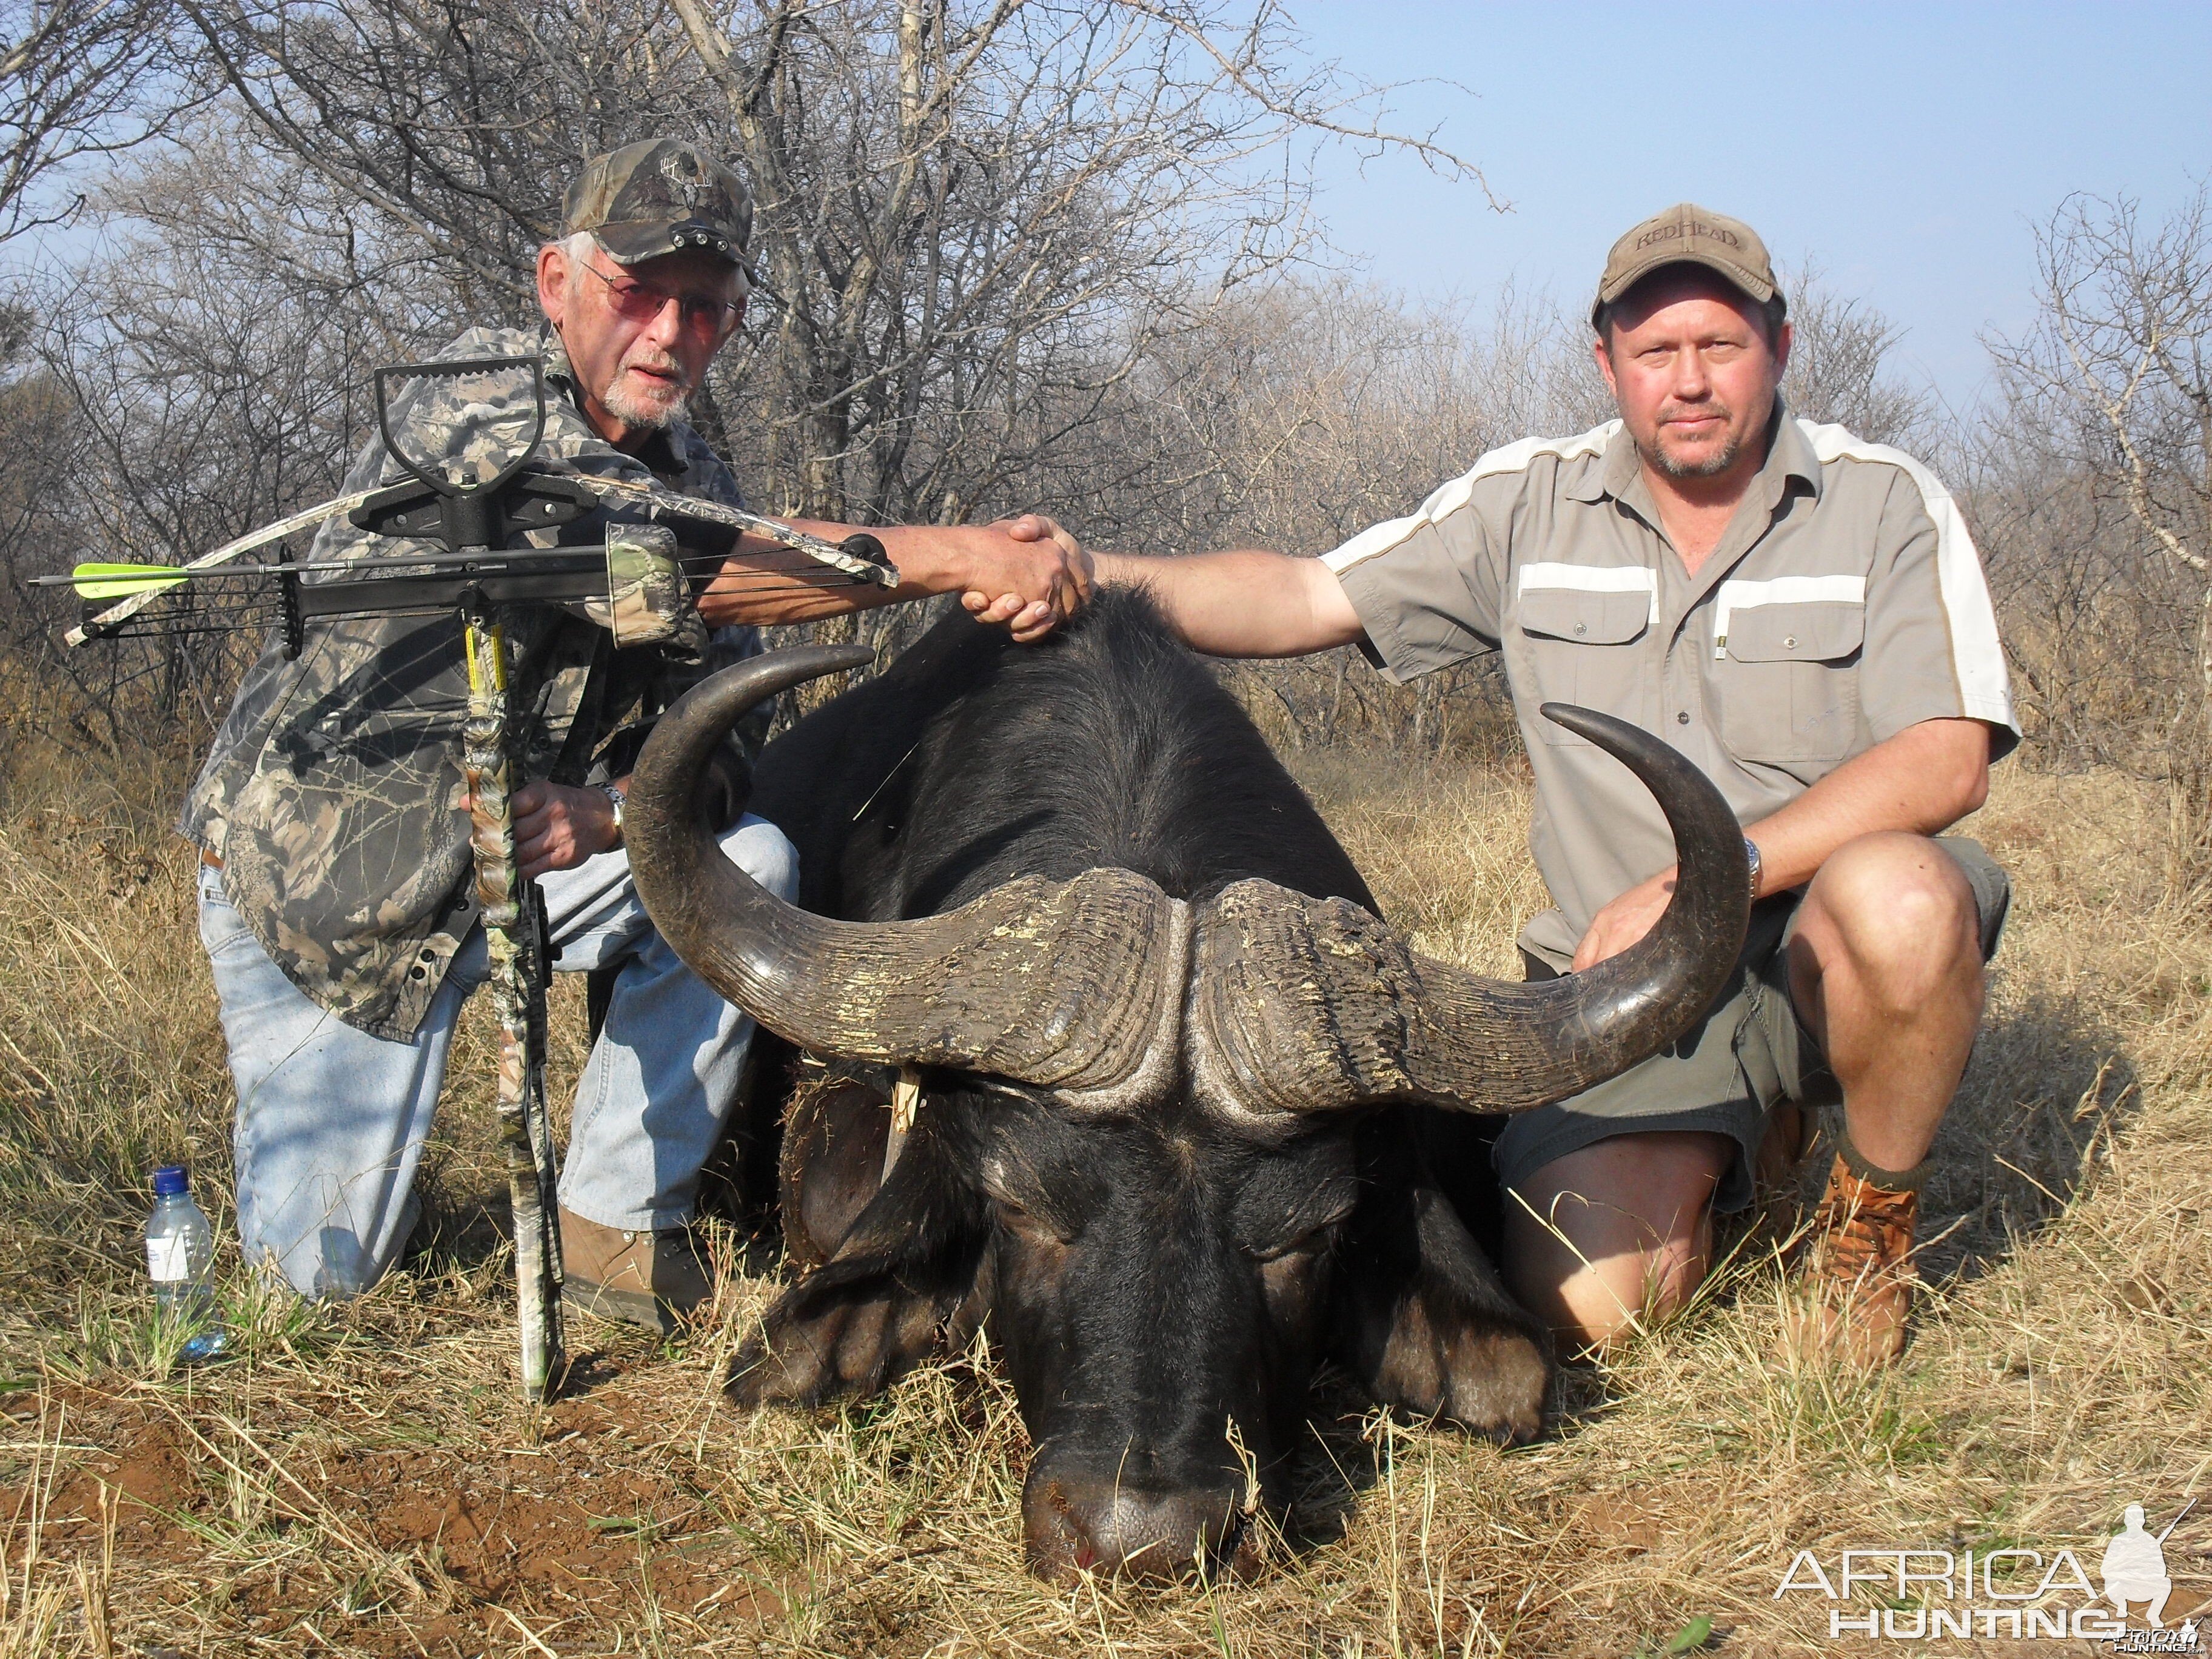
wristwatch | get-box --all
[1743,836,1763,897]
[598,782,627,850]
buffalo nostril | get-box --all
[1024,1474,1248,1583]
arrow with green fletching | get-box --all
[42,545,625,597]
[61,484,389,646]
[65,563,196,600]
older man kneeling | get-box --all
[186,139,1088,1331]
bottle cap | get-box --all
[152,1165,189,1196]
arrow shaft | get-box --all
[579,475,896,586]
[47,547,611,588]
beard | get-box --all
[600,354,695,431]
[1647,432,1743,479]
[1642,404,1741,479]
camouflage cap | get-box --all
[564,138,751,270]
[1592,203,1782,329]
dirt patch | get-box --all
[1565,1489,1665,1553]
[10,1411,203,1560]
[292,1396,736,1625]
[545,1395,618,1438]
[104,1421,197,1513]
[1,1366,770,1653]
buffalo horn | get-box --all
[1185,703,1752,1118]
[625,648,1189,1100]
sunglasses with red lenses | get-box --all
[580,261,742,338]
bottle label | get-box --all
[147,1235,192,1282]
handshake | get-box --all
[953,513,1090,643]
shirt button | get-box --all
[1782,634,1798,649]
[409,965,427,980]
[1573,622,1587,636]
[1677,711,1691,725]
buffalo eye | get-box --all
[1255,1219,1341,1324]
[992,1197,1073,1246]
[1248,1216,1344,1265]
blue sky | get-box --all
[13,1,2201,417]
[1291,1,2211,411]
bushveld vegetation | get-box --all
[3,3,2210,1654]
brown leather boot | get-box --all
[1781,1146,1926,1367]
[560,1208,712,1336]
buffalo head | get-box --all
[625,630,1749,1578]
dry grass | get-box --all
[2,734,2208,1657]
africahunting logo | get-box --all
[1772,1499,2200,1647]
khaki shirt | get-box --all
[1324,404,2019,968]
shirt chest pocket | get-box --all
[1712,596,1865,764]
[1517,583,1657,745]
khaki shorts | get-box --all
[1493,837,2011,1213]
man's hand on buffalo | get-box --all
[510,777,625,879]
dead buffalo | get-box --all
[625,588,1748,1579]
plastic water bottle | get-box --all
[146,1165,226,1361]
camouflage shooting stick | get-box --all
[49,352,896,1401]
[462,602,565,1401]
[372,357,574,1403]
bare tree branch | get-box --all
[1988,185,2212,894]
[1,0,198,241]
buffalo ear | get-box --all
[778,1065,896,1269]
[1330,1113,1552,1444]
[732,1118,990,1408]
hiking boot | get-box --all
[1780,1151,1922,1367]
[559,1208,712,1336]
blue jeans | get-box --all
[198,816,798,1298]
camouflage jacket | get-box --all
[181,326,763,1041]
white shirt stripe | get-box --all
[1798,420,2015,730]
[1517,561,1661,626]
[1321,421,1620,574]
[1712,574,1868,659]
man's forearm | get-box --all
[1574,717,1994,968]
[697,520,1073,629]
[1745,718,1992,897]
[1091,549,1364,657]
[799,520,994,609]
[697,521,969,625]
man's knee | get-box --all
[720,814,799,903]
[1797,833,1979,990]
[1503,1130,1731,1352]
